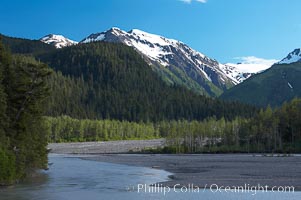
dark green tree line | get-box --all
[45,98,301,153]
[44,116,159,142]
[0,40,51,185]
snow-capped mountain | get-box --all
[221,64,253,83]
[279,48,301,64]
[40,34,78,48]
[81,27,243,96]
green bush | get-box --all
[0,147,16,185]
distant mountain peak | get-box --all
[111,27,121,30]
[279,48,301,64]
[40,34,78,48]
[110,27,127,34]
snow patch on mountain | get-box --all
[130,29,175,47]
[279,48,301,64]
[288,82,293,89]
[40,34,78,48]
[81,34,105,43]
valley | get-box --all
[1,24,301,199]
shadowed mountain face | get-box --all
[221,61,301,107]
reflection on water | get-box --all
[0,154,300,200]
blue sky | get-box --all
[1,0,301,63]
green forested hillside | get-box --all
[0,40,51,185]
[39,42,256,121]
[0,34,55,55]
[221,62,301,107]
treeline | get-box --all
[0,40,50,185]
[40,42,257,121]
[44,116,159,142]
[167,98,301,153]
[46,98,301,153]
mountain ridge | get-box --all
[37,28,301,100]
[78,27,241,96]
[278,48,301,64]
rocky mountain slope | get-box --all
[278,48,301,64]
[80,28,240,96]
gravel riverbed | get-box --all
[48,140,301,191]
[48,139,166,154]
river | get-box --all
[0,154,300,200]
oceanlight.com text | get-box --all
[135,183,295,196]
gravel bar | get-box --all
[85,154,301,191]
[48,140,301,191]
[48,139,166,154]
